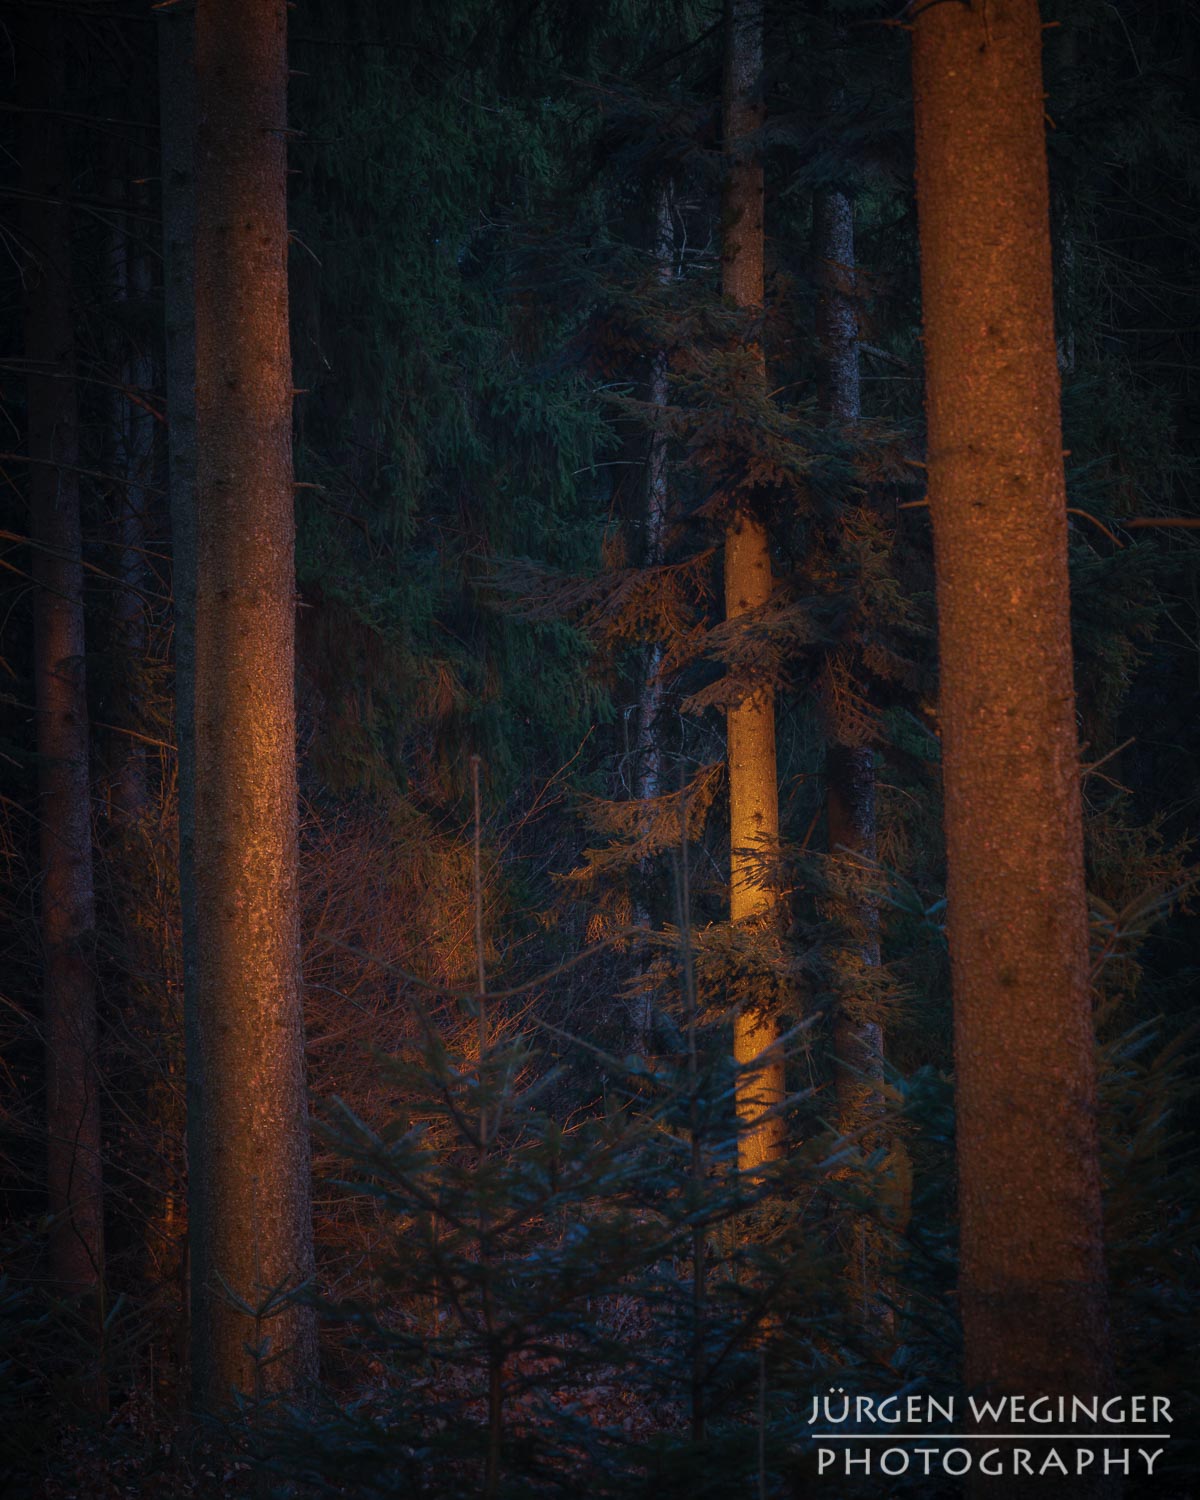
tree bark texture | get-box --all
[191,0,317,1402]
[629,180,675,1047]
[814,179,888,1321]
[825,743,882,1114]
[157,0,201,1379]
[722,0,784,1173]
[21,8,105,1306]
[108,172,154,824]
[633,179,675,816]
[813,186,861,428]
[911,0,1113,1447]
[813,185,883,1135]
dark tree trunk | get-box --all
[722,0,784,1174]
[632,179,674,815]
[107,172,154,825]
[825,746,882,1135]
[911,0,1113,1472]
[629,178,675,1047]
[189,0,316,1402]
[813,183,882,1130]
[21,9,106,1312]
[813,180,888,1320]
[157,0,200,1384]
[813,187,861,428]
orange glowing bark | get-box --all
[722,0,784,1172]
[190,0,316,1401]
[912,0,1112,1429]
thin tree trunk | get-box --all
[21,9,106,1312]
[826,746,885,1322]
[813,184,881,1125]
[633,179,675,814]
[813,183,886,1318]
[825,749,881,1118]
[157,0,200,1386]
[722,0,784,1173]
[108,173,154,824]
[629,178,675,1047]
[190,0,316,1403]
[911,0,1113,1458]
[106,148,180,1318]
[813,188,860,430]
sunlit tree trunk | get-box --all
[912,0,1113,1446]
[722,0,784,1172]
[190,0,316,1402]
[21,10,106,1315]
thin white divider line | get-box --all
[810,1435,1172,1442]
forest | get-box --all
[1,0,1198,1496]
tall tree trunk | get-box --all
[812,189,860,431]
[189,0,316,1402]
[106,144,181,1320]
[633,179,675,815]
[722,0,784,1172]
[629,179,675,1048]
[21,7,106,1315]
[813,184,881,1125]
[158,0,199,1378]
[108,172,154,824]
[824,750,880,1119]
[813,184,885,1317]
[911,0,1113,1447]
